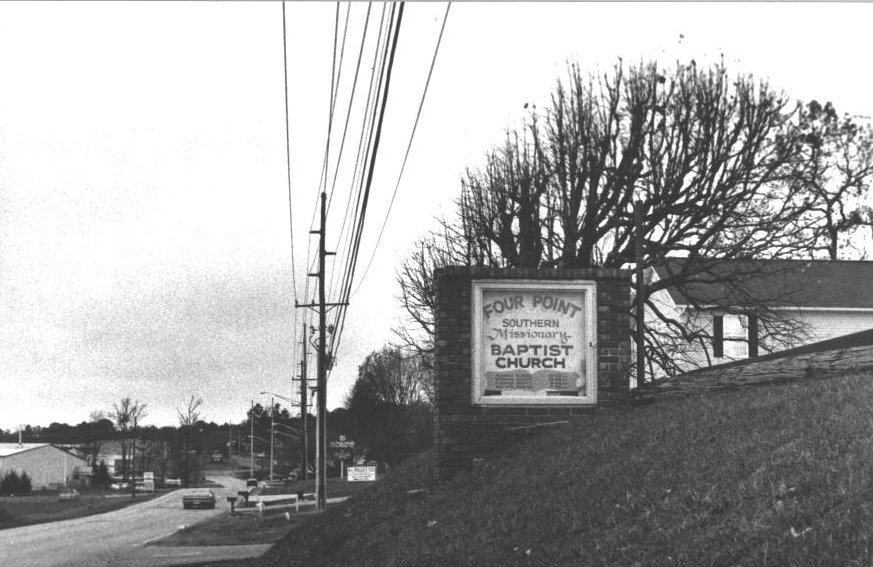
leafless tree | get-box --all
[789,100,873,259]
[177,396,203,488]
[349,346,431,407]
[110,397,147,483]
[397,59,863,381]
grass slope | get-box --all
[152,511,298,547]
[258,371,873,566]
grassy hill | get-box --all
[256,370,873,566]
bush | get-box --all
[18,472,31,494]
[93,461,111,487]
[0,470,32,495]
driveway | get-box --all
[0,474,271,567]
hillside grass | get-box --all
[248,370,873,566]
[152,509,300,547]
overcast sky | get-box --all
[2,2,873,432]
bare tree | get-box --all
[110,397,147,487]
[349,347,430,407]
[397,59,858,381]
[345,346,432,465]
[789,100,873,259]
[177,396,203,488]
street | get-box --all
[0,474,271,567]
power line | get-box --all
[281,2,300,381]
[321,1,352,202]
[324,2,360,216]
[327,4,391,304]
[330,2,405,360]
[328,4,396,348]
[303,1,343,325]
[323,2,379,303]
[281,1,298,304]
[351,2,452,298]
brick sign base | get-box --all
[434,267,632,482]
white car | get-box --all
[58,488,80,501]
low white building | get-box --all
[646,259,873,375]
[0,443,88,490]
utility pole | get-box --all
[269,397,275,481]
[300,322,309,481]
[634,199,646,388]
[296,191,345,510]
[249,400,254,478]
[315,191,328,510]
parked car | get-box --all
[110,482,131,491]
[182,489,216,509]
[246,478,258,487]
[58,488,80,501]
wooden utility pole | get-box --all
[297,191,345,510]
[634,200,646,387]
[300,322,309,481]
[304,191,332,510]
[249,399,254,478]
[316,192,328,510]
[269,397,275,481]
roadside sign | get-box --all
[347,466,376,482]
[330,434,355,449]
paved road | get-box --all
[0,474,271,567]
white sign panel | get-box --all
[472,280,597,405]
[330,434,355,449]
[347,466,377,482]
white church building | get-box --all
[645,259,873,375]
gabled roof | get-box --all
[654,258,873,310]
[0,443,89,463]
[0,443,50,457]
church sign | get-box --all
[471,280,597,405]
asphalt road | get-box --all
[0,474,271,567]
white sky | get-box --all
[1,2,872,431]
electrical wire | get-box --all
[303,1,343,315]
[282,2,298,304]
[329,2,405,361]
[327,4,390,305]
[281,1,301,392]
[327,4,395,339]
[350,2,451,298]
[323,2,381,304]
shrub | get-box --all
[0,471,33,495]
[18,472,31,494]
[93,461,111,487]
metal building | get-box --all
[0,443,88,490]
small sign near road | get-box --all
[347,465,376,482]
[329,434,355,449]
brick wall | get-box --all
[434,267,632,482]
